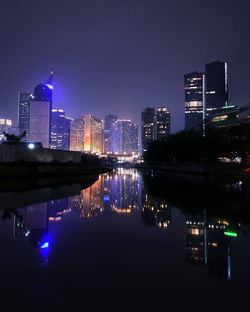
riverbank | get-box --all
[135,162,250,179]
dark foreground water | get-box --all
[0,168,250,311]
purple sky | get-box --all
[1,0,250,133]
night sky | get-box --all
[1,0,250,133]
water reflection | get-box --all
[185,214,232,280]
[0,168,249,279]
[70,168,141,217]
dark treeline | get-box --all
[144,123,250,165]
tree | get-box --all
[2,131,26,144]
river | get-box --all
[0,168,250,311]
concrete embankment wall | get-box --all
[0,145,81,163]
[0,162,108,178]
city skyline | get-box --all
[0,0,250,133]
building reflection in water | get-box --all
[70,168,142,217]
[185,212,234,280]
[141,190,171,229]
[13,198,72,265]
[2,169,241,279]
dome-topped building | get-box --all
[28,70,54,148]
[33,70,53,102]
[34,84,52,101]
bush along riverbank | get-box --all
[141,125,250,178]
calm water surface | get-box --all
[0,168,250,311]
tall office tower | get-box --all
[70,116,85,152]
[29,100,50,147]
[130,122,139,155]
[84,114,104,154]
[155,107,171,139]
[50,109,73,150]
[205,60,228,115]
[141,108,155,153]
[184,72,205,131]
[18,93,33,140]
[111,120,138,155]
[104,114,117,154]
[29,71,53,148]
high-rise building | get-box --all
[155,107,171,139]
[84,114,104,154]
[141,108,155,153]
[50,109,73,150]
[184,72,205,131]
[29,100,50,147]
[141,107,171,152]
[104,114,117,154]
[130,122,139,155]
[205,61,228,114]
[29,71,53,148]
[18,93,33,140]
[111,120,138,155]
[70,116,85,152]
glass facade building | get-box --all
[50,109,72,150]
[205,61,228,114]
[141,107,171,152]
[111,120,138,155]
[104,114,117,154]
[84,114,104,154]
[141,108,155,153]
[28,71,53,148]
[18,93,32,140]
[155,107,171,139]
[70,116,85,152]
[184,72,205,131]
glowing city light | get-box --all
[41,242,49,248]
[104,195,110,201]
[27,143,35,150]
[224,231,237,237]
[45,84,53,90]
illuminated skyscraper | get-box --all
[70,116,85,152]
[141,108,155,153]
[29,100,50,147]
[18,93,33,140]
[141,107,171,152]
[111,120,138,155]
[155,107,171,139]
[130,122,139,155]
[84,114,104,154]
[104,114,117,154]
[184,72,205,131]
[51,109,73,150]
[205,61,228,114]
[29,71,53,148]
